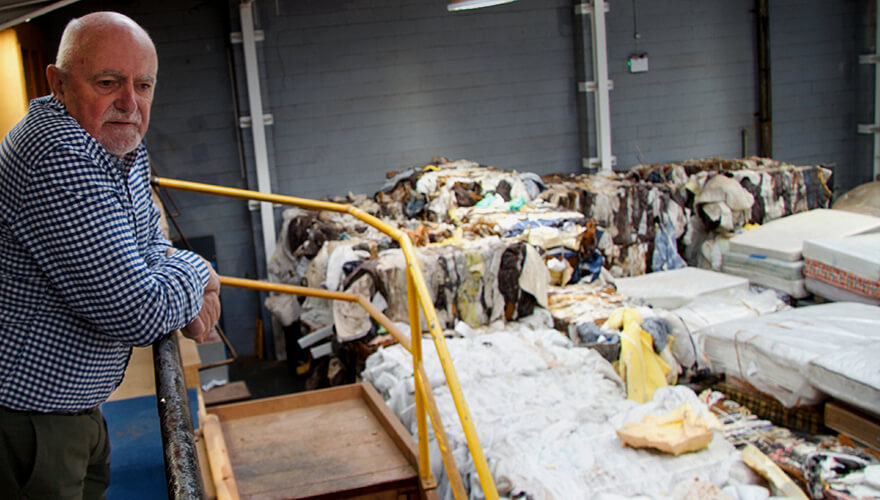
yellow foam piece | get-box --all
[604,307,670,403]
[617,403,714,456]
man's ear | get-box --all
[46,65,65,103]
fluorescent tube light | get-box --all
[448,0,517,12]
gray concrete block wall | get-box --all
[605,0,760,168]
[143,1,265,357]
[255,0,580,200]
[770,0,870,195]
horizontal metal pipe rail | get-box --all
[152,176,498,500]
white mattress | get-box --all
[808,342,880,416]
[695,302,880,408]
[720,263,808,298]
[728,209,880,262]
[805,277,880,305]
[802,234,880,304]
[721,251,804,280]
[613,267,749,310]
[802,233,880,280]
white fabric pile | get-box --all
[362,313,748,500]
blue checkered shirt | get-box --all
[0,96,209,412]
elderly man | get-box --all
[0,11,220,498]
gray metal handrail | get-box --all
[153,332,204,499]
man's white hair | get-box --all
[55,12,153,71]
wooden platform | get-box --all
[206,383,423,499]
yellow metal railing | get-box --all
[152,177,498,500]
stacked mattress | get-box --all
[612,267,749,310]
[696,302,880,414]
[723,209,880,298]
[802,233,880,305]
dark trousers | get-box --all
[0,405,110,500]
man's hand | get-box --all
[172,250,221,343]
[182,288,220,343]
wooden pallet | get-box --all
[203,383,428,499]
[825,400,880,452]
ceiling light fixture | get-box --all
[447,0,517,12]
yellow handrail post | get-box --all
[408,272,433,490]
[415,364,468,500]
[401,239,498,500]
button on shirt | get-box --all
[0,96,209,413]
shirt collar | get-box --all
[44,95,146,173]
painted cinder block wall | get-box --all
[252,0,871,199]
[604,1,761,168]
[35,0,873,355]
[254,0,582,200]
[769,0,868,194]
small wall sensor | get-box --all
[627,54,649,73]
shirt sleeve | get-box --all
[141,194,172,267]
[12,146,209,347]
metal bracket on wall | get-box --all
[574,1,609,15]
[578,81,614,92]
[582,156,617,170]
[239,114,275,128]
[247,200,282,211]
[229,30,265,43]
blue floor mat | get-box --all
[101,389,199,500]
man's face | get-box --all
[51,26,157,157]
